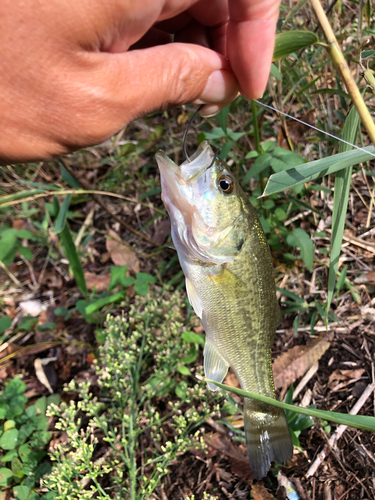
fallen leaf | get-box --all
[273,335,331,389]
[84,272,111,292]
[106,228,140,273]
[152,219,171,245]
[355,271,375,285]
[360,306,375,321]
[206,432,253,480]
[252,483,277,500]
[225,370,241,388]
[34,358,53,394]
[328,368,366,388]
[278,109,316,150]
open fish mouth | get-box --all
[155,140,215,186]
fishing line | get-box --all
[254,99,375,159]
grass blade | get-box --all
[262,146,374,196]
[326,105,360,313]
[53,194,72,234]
[205,379,375,432]
[59,222,88,298]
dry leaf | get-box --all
[34,358,53,394]
[278,109,316,150]
[152,219,171,245]
[225,370,241,388]
[328,369,365,389]
[360,306,375,321]
[106,228,140,273]
[84,272,111,292]
[355,271,375,285]
[251,483,277,500]
[273,335,331,389]
[206,432,253,479]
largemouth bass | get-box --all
[155,141,293,479]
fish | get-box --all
[155,140,293,480]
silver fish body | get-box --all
[155,141,293,479]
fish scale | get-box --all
[156,140,293,479]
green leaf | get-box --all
[1,450,18,463]
[17,423,35,446]
[60,164,81,189]
[17,246,33,260]
[59,222,88,297]
[310,88,350,98]
[53,195,72,234]
[327,105,360,314]
[35,461,51,482]
[29,431,51,448]
[336,265,348,293]
[286,228,314,272]
[0,232,17,262]
[270,63,282,81]
[3,377,26,397]
[263,146,375,196]
[180,345,198,364]
[134,281,149,296]
[34,397,47,415]
[273,31,319,61]
[85,292,125,315]
[13,485,30,500]
[0,467,13,487]
[245,153,272,181]
[0,316,11,334]
[216,104,230,134]
[0,429,19,450]
[135,272,157,284]
[11,457,24,478]
[177,366,191,376]
[181,331,205,346]
[175,381,188,399]
[109,265,128,289]
[206,379,375,432]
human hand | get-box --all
[0,0,280,163]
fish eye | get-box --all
[218,175,234,194]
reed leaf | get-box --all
[205,379,375,432]
[327,105,360,313]
[262,146,374,196]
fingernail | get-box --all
[199,104,222,117]
[197,70,237,104]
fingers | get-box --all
[227,0,281,99]
[82,42,239,137]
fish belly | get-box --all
[185,227,293,479]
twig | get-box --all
[306,382,375,478]
[0,259,22,287]
[310,0,375,144]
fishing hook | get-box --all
[183,105,220,170]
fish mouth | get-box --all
[155,141,215,185]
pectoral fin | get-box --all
[203,339,229,392]
[186,277,203,319]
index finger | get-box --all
[227,0,280,99]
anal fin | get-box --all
[186,276,203,319]
[203,339,229,392]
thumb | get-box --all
[100,42,239,126]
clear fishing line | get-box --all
[254,100,375,159]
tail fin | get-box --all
[244,398,293,480]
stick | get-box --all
[306,383,375,478]
[310,0,375,145]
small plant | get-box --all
[43,289,219,499]
[0,378,58,499]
